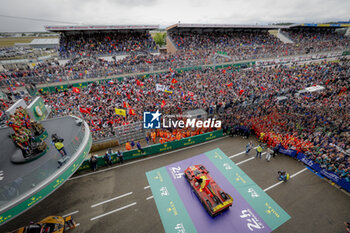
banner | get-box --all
[115,108,126,116]
[278,146,297,158]
[297,153,350,192]
[156,84,168,92]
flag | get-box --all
[129,109,136,115]
[171,78,178,84]
[136,80,141,86]
[108,80,114,84]
[123,102,130,108]
[127,93,131,99]
[79,107,88,114]
[222,69,226,74]
[145,60,152,64]
[115,108,126,116]
[227,82,233,87]
[260,86,266,91]
[188,91,194,96]
[164,89,173,94]
[116,91,121,95]
[161,100,166,108]
[239,89,245,95]
[72,87,80,94]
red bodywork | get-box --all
[184,165,233,217]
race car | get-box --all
[8,215,76,233]
[184,165,233,217]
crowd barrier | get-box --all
[77,130,224,172]
[276,145,350,192]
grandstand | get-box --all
[45,25,160,58]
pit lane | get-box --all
[0,136,349,233]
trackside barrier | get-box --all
[276,146,350,192]
[77,130,224,172]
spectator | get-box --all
[117,150,124,164]
[90,154,98,171]
[256,144,263,159]
[137,141,145,154]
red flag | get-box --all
[116,91,121,95]
[239,90,245,95]
[79,107,88,114]
[188,91,194,97]
[260,86,266,91]
[136,80,141,86]
[123,102,130,108]
[169,68,173,72]
[161,100,166,108]
[145,60,152,64]
[127,93,131,99]
[129,109,136,115]
[171,78,178,84]
[227,83,233,87]
[72,87,80,94]
[222,69,226,74]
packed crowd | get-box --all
[169,29,349,59]
[169,31,281,50]
[1,50,349,180]
[1,29,349,88]
[59,32,158,58]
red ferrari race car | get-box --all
[184,165,233,217]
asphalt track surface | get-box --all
[1,136,350,233]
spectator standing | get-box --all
[90,154,98,171]
[117,150,124,164]
[125,141,131,151]
[137,141,145,154]
[256,144,263,159]
[130,140,135,149]
[246,141,253,154]
[266,147,273,162]
[104,149,113,166]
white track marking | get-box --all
[236,152,267,165]
[70,136,228,180]
[146,196,154,200]
[229,146,258,158]
[144,186,150,189]
[236,157,255,165]
[263,168,308,192]
[290,168,308,178]
[263,181,284,192]
[62,210,79,218]
[91,192,133,208]
[90,202,137,221]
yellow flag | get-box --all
[115,108,126,116]
[164,89,173,94]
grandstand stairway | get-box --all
[269,29,294,44]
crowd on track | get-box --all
[1,29,349,88]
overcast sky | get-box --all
[0,0,349,32]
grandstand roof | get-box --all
[45,25,159,32]
[166,23,350,31]
[29,38,59,45]
[166,23,290,31]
